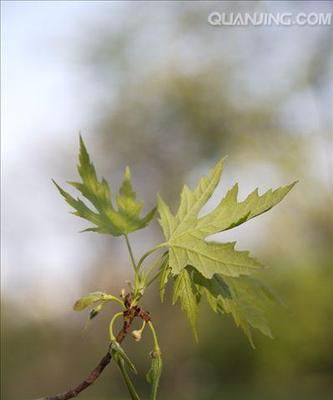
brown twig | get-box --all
[35,295,149,400]
[36,350,112,400]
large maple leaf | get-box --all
[158,158,296,340]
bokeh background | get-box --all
[2,1,333,399]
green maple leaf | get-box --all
[172,268,201,341]
[158,159,296,279]
[53,136,155,236]
[220,276,275,346]
[193,268,279,346]
[157,158,296,340]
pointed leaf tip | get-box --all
[55,138,156,236]
[125,166,131,179]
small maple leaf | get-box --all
[53,136,155,236]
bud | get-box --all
[131,329,142,342]
[89,308,99,320]
[120,288,126,298]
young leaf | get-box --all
[172,269,200,341]
[157,158,296,279]
[194,269,276,347]
[223,276,275,340]
[113,351,141,400]
[73,291,123,312]
[111,341,137,374]
[73,291,109,311]
[192,268,231,313]
[146,351,162,400]
[53,136,155,236]
[89,302,105,320]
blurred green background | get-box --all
[2,1,333,399]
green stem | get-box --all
[148,321,160,352]
[139,319,146,332]
[109,312,123,341]
[105,295,126,309]
[144,251,168,281]
[136,243,167,272]
[125,234,137,271]
[124,234,142,296]
[146,270,163,288]
[117,358,141,400]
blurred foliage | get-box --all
[2,2,333,400]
